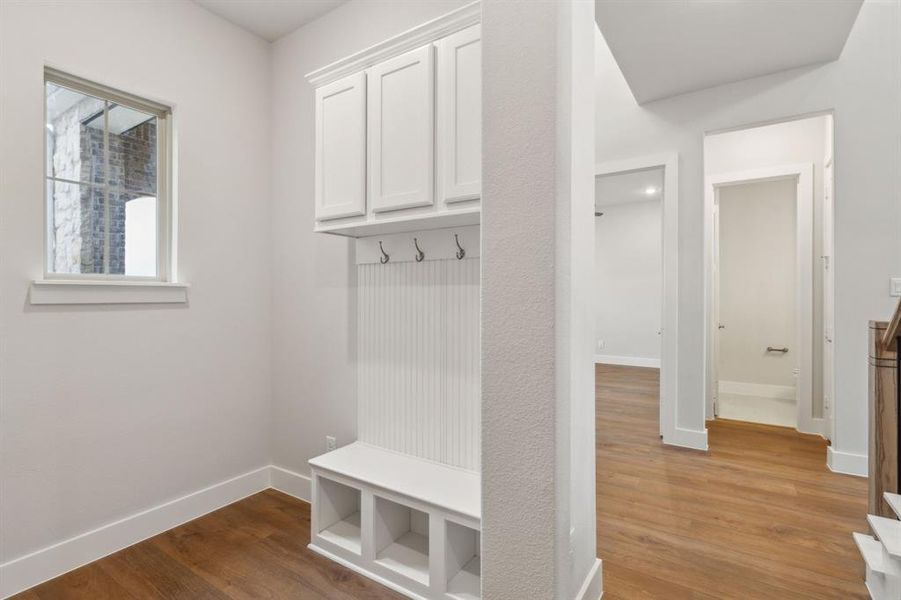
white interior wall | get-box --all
[0,0,271,565]
[594,200,661,364]
[595,0,901,470]
[718,179,797,390]
[268,0,470,486]
[705,115,827,415]
[482,0,600,597]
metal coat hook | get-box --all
[454,234,465,260]
[379,241,390,264]
[413,238,425,262]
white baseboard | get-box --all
[798,417,828,438]
[574,558,603,600]
[666,426,708,451]
[594,354,660,368]
[270,465,312,503]
[718,380,795,401]
[0,466,271,599]
[827,447,868,478]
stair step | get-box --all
[854,532,885,574]
[885,492,901,519]
[869,514,901,558]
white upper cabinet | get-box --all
[315,72,366,221]
[437,24,481,204]
[307,3,481,236]
[367,45,435,214]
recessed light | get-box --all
[644,186,658,196]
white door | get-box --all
[367,45,435,213]
[437,24,481,204]
[314,72,367,221]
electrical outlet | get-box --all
[596,340,605,351]
[891,277,901,297]
[326,436,337,452]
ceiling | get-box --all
[595,0,863,104]
[194,0,345,42]
[595,167,664,211]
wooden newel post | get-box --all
[870,301,901,518]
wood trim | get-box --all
[305,1,480,88]
[883,296,901,347]
[870,320,898,516]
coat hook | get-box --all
[379,241,390,264]
[454,233,465,260]
[413,238,425,262]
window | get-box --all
[44,68,171,280]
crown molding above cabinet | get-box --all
[308,2,481,238]
[305,2,480,88]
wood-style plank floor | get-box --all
[11,489,403,600]
[596,363,869,599]
[15,363,869,599]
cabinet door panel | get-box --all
[437,25,481,204]
[315,72,366,221]
[368,45,434,213]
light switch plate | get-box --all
[891,278,901,297]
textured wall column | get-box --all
[481,1,600,598]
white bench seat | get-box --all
[310,442,480,521]
[309,442,481,599]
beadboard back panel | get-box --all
[357,257,480,471]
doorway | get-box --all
[703,114,833,438]
[594,154,681,446]
[712,176,805,428]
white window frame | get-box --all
[42,67,174,283]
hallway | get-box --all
[596,363,868,599]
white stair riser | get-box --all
[882,545,901,600]
[865,565,887,600]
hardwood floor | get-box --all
[15,363,869,599]
[596,363,869,599]
[11,489,403,600]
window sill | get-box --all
[29,279,189,305]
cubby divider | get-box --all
[445,520,481,599]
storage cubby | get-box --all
[445,520,480,599]
[316,477,362,555]
[309,442,480,599]
[374,496,430,585]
